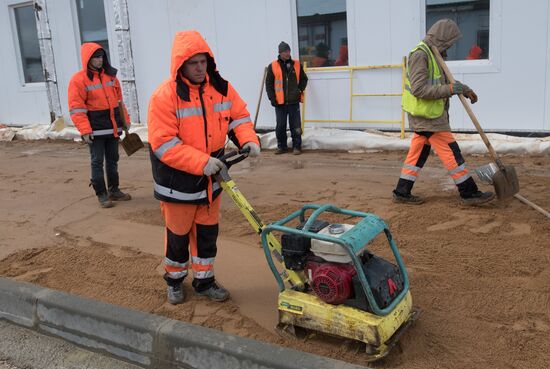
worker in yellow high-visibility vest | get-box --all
[394,19,494,206]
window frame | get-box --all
[8,0,46,90]
[71,0,112,64]
[292,0,350,69]
[420,0,502,74]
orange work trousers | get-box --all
[160,196,221,289]
[395,131,477,197]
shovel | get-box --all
[431,46,519,200]
[118,101,144,156]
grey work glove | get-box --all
[242,142,261,157]
[82,134,93,144]
[203,157,224,176]
[450,81,478,104]
[450,81,472,95]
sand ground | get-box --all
[0,140,549,369]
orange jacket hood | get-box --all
[170,31,215,80]
[170,30,228,99]
[80,42,117,79]
[81,42,103,70]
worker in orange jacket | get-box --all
[266,41,308,155]
[148,31,261,304]
[68,43,131,208]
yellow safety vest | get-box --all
[402,41,445,119]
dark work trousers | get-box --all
[275,103,302,150]
[88,137,119,195]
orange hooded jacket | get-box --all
[68,43,129,138]
[148,31,259,204]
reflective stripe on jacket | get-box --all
[148,31,259,204]
[402,41,445,119]
[68,42,129,138]
[271,60,303,104]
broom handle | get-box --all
[253,66,268,129]
[430,46,505,170]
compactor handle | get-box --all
[219,147,250,169]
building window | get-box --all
[426,0,490,61]
[75,0,109,54]
[13,4,44,83]
[296,0,348,67]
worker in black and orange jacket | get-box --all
[68,43,131,208]
[148,30,260,304]
[266,41,308,155]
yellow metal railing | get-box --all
[301,57,407,139]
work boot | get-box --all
[293,148,302,155]
[460,191,495,206]
[274,148,288,155]
[392,190,424,205]
[98,193,114,208]
[196,282,230,302]
[108,188,132,201]
[167,283,185,305]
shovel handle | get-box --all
[253,66,268,129]
[514,194,550,219]
[430,46,504,169]
[117,101,129,132]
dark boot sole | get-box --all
[167,297,185,305]
[460,194,496,206]
[109,196,132,201]
[392,197,424,205]
[195,291,230,302]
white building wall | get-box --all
[47,0,85,127]
[302,0,420,131]
[298,0,550,132]
[0,0,50,126]
[450,0,548,132]
[0,0,549,133]
[127,0,294,129]
[543,0,550,131]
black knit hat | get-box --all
[91,48,105,58]
[278,41,291,53]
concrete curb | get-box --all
[0,277,369,369]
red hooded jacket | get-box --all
[68,43,129,138]
[466,44,482,60]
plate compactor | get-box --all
[215,150,419,360]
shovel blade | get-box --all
[474,162,498,185]
[475,163,519,200]
[492,165,519,200]
[121,132,144,156]
[50,116,66,132]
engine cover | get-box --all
[306,260,356,304]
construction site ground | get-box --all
[0,140,549,369]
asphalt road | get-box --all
[0,320,142,369]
